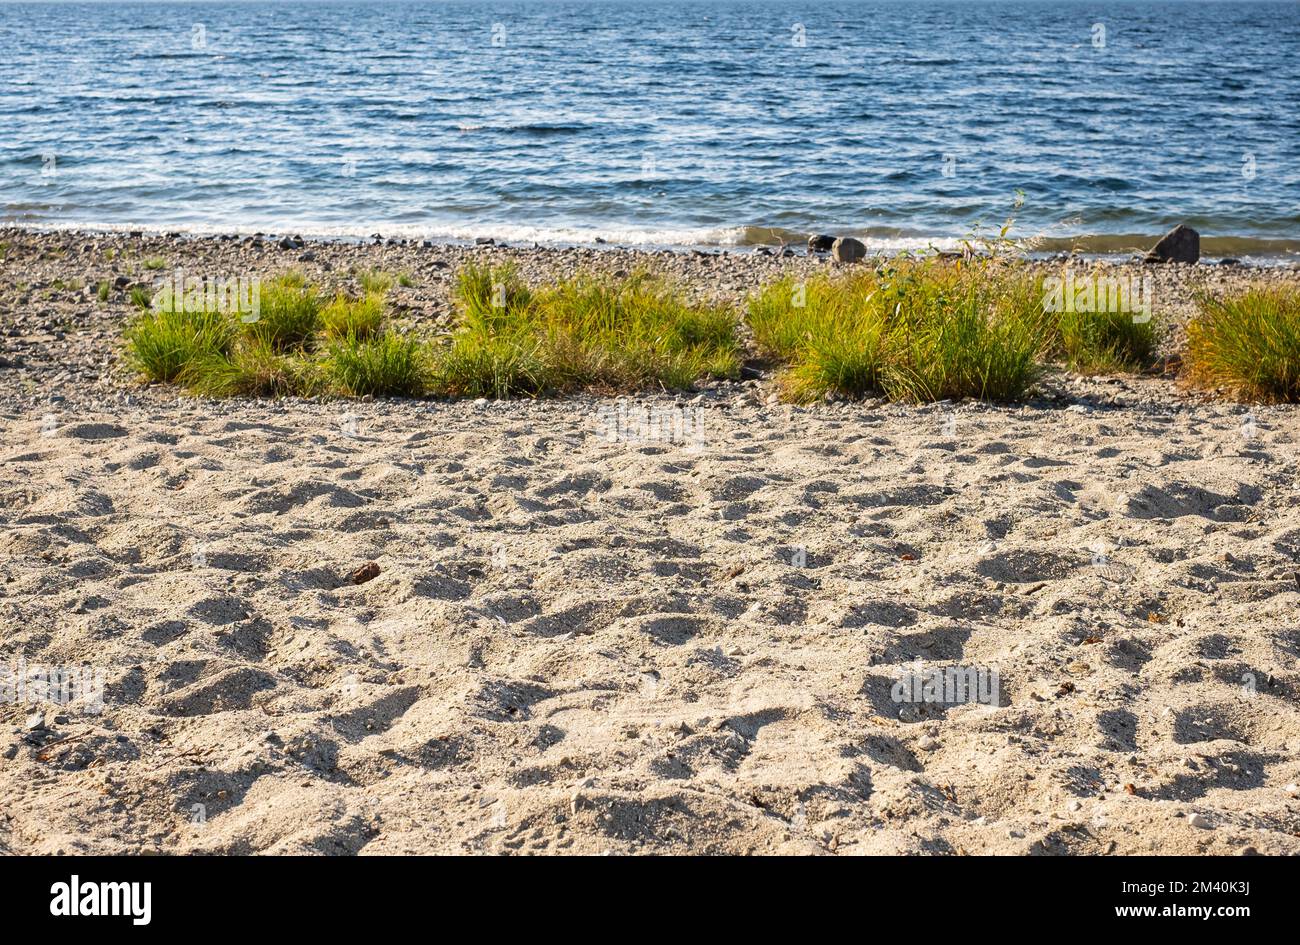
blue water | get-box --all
[2,0,1298,255]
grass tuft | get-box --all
[434,266,739,397]
[1058,307,1156,373]
[326,331,428,397]
[322,292,385,341]
[749,259,1050,403]
[244,274,323,351]
[129,285,153,310]
[1185,285,1300,402]
[125,307,233,383]
[181,340,320,398]
[358,269,395,296]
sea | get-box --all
[2,0,1298,259]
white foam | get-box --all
[19,218,967,254]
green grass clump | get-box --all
[125,307,233,383]
[1185,285,1300,402]
[181,340,320,398]
[453,261,534,323]
[97,281,111,302]
[749,271,889,400]
[882,263,1049,403]
[429,263,549,397]
[358,269,395,295]
[326,331,428,397]
[748,259,1050,403]
[123,268,429,398]
[536,272,741,391]
[142,256,167,271]
[1058,307,1156,373]
[432,265,739,397]
[432,329,551,399]
[129,285,153,310]
[322,292,385,341]
[244,275,324,351]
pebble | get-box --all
[1188,813,1214,830]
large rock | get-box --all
[1145,224,1200,263]
[807,234,835,252]
[831,236,866,263]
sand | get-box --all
[2,229,1299,855]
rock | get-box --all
[348,562,381,585]
[1145,224,1200,263]
[807,234,835,252]
[831,236,866,264]
[1188,813,1214,830]
[475,237,496,246]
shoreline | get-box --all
[7,223,1300,267]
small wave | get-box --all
[505,123,591,137]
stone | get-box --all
[831,236,866,263]
[1145,224,1200,263]
[348,562,380,585]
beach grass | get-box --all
[124,269,416,397]
[748,259,1052,403]
[321,292,385,341]
[125,305,234,384]
[244,274,324,351]
[1058,306,1157,373]
[358,269,396,296]
[181,341,321,398]
[128,285,153,310]
[1184,285,1300,402]
[325,331,429,397]
[433,264,740,396]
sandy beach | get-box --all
[2,230,1300,855]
